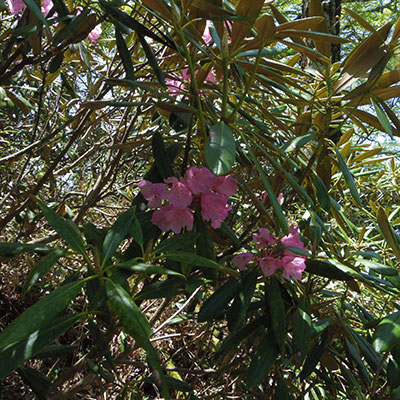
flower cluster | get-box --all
[139,167,237,234]
[234,225,307,281]
[6,0,102,43]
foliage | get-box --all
[1,0,400,398]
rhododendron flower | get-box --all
[234,225,307,280]
[253,228,276,250]
[139,167,237,234]
[201,192,231,229]
[7,0,53,15]
[7,0,25,14]
[138,181,168,209]
[152,205,193,234]
[165,179,192,207]
[233,252,254,270]
[214,175,237,197]
[186,166,216,194]
[88,23,102,43]
[258,255,282,277]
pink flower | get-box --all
[186,166,216,194]
[233,252,254,270]
[213,174,237,197]
[258,256,282,277]
[41,0,53,16]
[138,180,168,209]
[280,225,305,251]
[88,23,102,43]
[281,255,306,280]
[253,228,276,250]
[201,192,231,229]
[152,205,193,234]
[6,0,26,14]
[277,193,284,205]
[166,179,192,207]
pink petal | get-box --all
[280,225,305,250]
[139,180,168,209]
[166,180,193,207]
[152,205,193,234]
[233,252,254,270]
[7,0,26,14]
[253,228,276,250]
[186,166,216,194]
[281,255,306,280]
[258,256,281,277]
[88,24,102,43]
[213,174,237,197]
[200,192,231,228]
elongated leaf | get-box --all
[52,9,90,44]
[349,329,381,370]
[112,261,184,277]
[106,280,156,360]
[23,0,49,27]
[373,311,400,353]
[0,314,82,379]
[18,367,51,400]
[115,27,135,81]
[198,278,241,322]
[22,249,64,295]
[335,147,362,205]
[266,279,286,351]
[37,199,88,258]
[165,252,238,277]
[153,232,200,255]
[135,277,185,300]
[299,330,329,380]
[0,242,52,256]
[0,280,84,349]
[103,207,135,263]
[246,330,279,388]
[152,131,175,179]
[377,207,400,259]
[357,258,398,276]
[129,216,143,248]
[137,33,165,86]
[292,296,312,356]
[205,122,236,176]
[371,97,393,139]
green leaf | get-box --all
[266,278,286,351]
[112,261,184,277]
[198,278,241,322]
[373,311,400,353]
[103,207,135,263]
[137,33,165,86]
[22,0,49,27]
[281,132,316,152]
[165,252,238,277]
[114,27,135,81]
[305,259,352,281]
[349,329,381,370]
[273,378,295,400]
[105,280,156,361]
[0,314,83,380]
[314,174,331,212]
[292,295,312,356]
[377,207,400,259]
[48,53,64,74]
[152,131,175,179]
[335,147,362,206]
[246,330,279,388]
[18,367,51,400]
[37,199,88,259]
[0,280,84,350]
[22,249,64,295]
[0,242,52,256]
[52,9,90,44]
[205,122,236,175]
[299,330,330,380]
[357,258,398,276]
[153,232,200,255]
[371,97,393,139]
[227,269,258,331]
[135,277,185,300]
[129,216,144,248]
[34,344,78,359]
